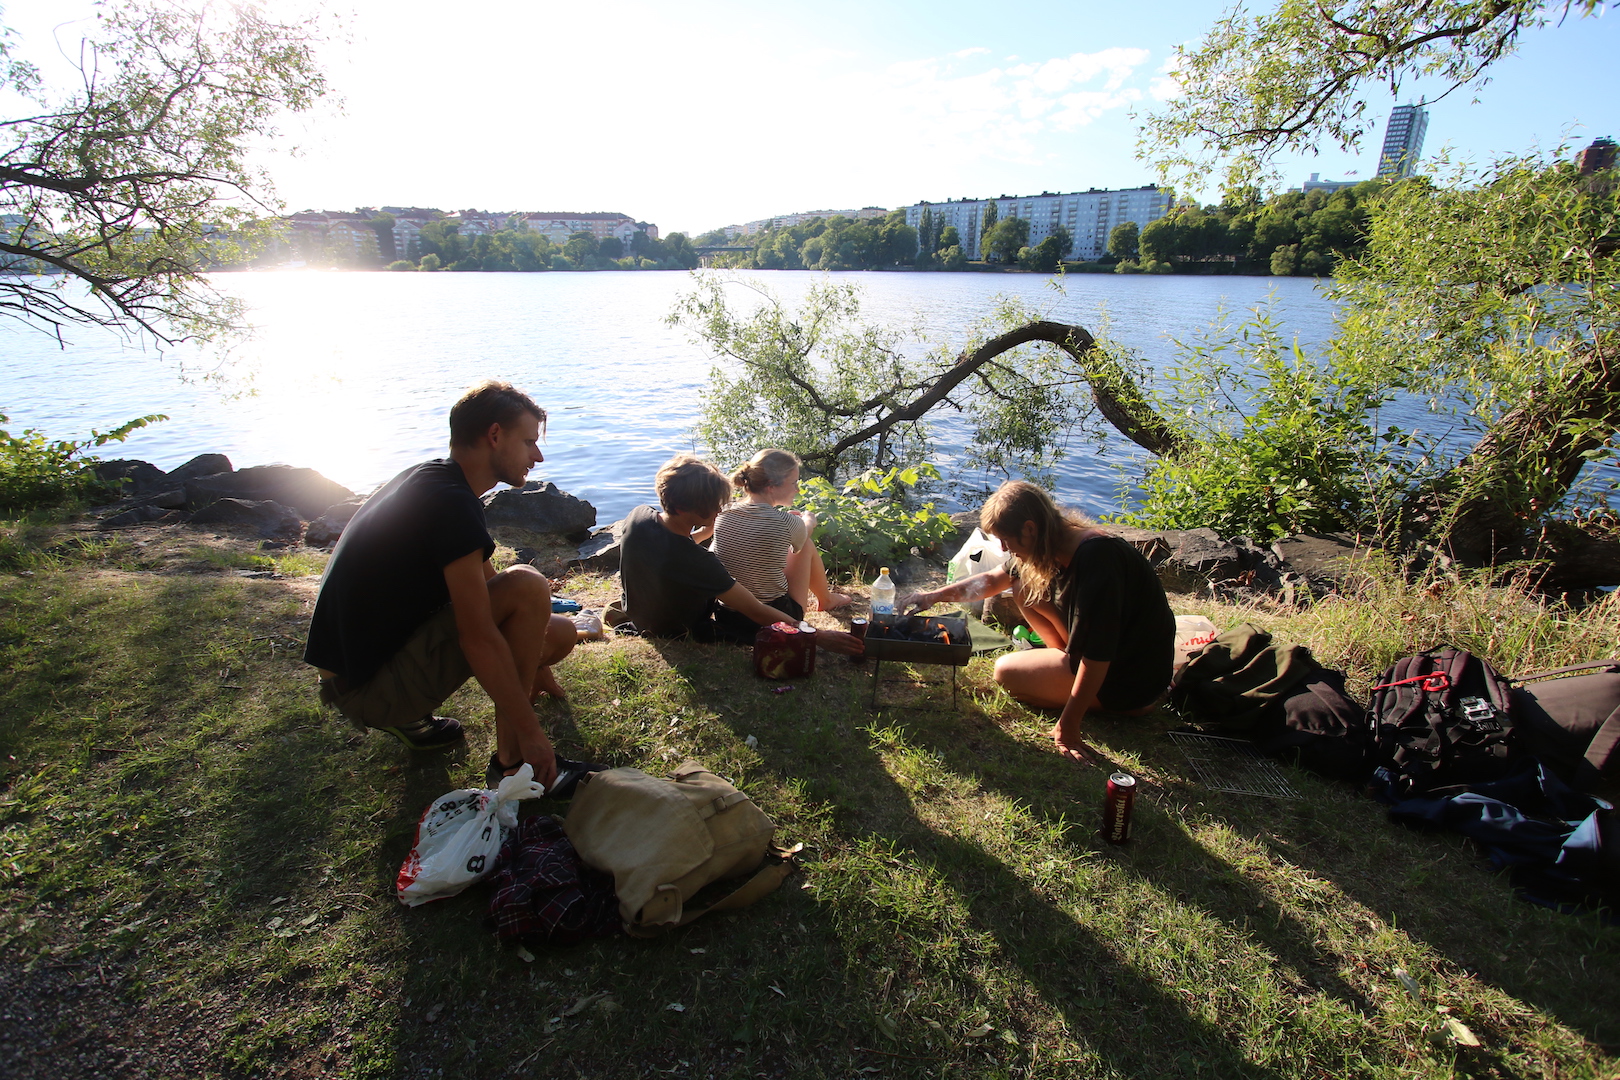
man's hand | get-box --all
[814,629,865,657]
[516,721,559,789]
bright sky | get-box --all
[7,0,1618,235]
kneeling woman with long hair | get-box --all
[899,481,1174,759]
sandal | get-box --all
[381,714,464,750]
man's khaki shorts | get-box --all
[320,605,473,729]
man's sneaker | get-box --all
[485,753,608,797]
[381,714,465,751]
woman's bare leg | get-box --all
[994,648,1089,708]
[1013,580,1067,649]
[787,542,852,611]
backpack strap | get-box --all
[1513,659,1620,684]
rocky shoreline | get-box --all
[88,454,1371,599]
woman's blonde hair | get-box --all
[730,448,801,494]
[980,481,1093,600]
[656,454,732,518]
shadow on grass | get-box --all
[1078,713,1620,1047]
[8,565,1609,1079]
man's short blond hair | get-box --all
[655,454,731,518]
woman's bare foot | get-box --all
[531,665,567,701]
[818,590,855,611]
[1049,721,1094,764]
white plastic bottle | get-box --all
[870,567,896,615]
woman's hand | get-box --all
[1049,720,1095,765]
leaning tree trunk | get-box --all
[798,319,1186,477]
[1422,343,1620,578]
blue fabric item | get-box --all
[551,597,582,613]
[1388,763,1617,919]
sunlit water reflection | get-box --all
[1,270,1343,521]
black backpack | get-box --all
[1367,646,1525,797]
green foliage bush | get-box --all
[0,413,167,511]
[1113,309,1420,540]
[794,464,956,572]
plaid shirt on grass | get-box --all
[486,815,622,945]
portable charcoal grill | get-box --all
[865,613,973,708]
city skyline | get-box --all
[5,0,1616,234]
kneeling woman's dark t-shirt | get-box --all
[1013,535,1175,710]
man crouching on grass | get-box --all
[304,381,578,790]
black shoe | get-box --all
[549,757,610,800]
[381,714,464,751]
[484,753,608,796]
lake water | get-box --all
[0,270,1343,522]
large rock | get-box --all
[483,481,596,540]
[98,504,188,529]
[190,498,303,540]
[1112,527,1286,595]
[1271,532,1369,595]
[184,465,355,519]
[304,498,365,548]
[91,459,167,496]
[575,520,624,571]
[166,454,233,484]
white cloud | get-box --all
[1150,52,1186,102]
[875,46,1154,163]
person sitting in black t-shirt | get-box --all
[614,454,864,656]
[898,480,1174,762]
[304,381,578,789]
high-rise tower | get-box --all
[1376,105,1429,179]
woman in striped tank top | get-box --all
[712,449,853,630]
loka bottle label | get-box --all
[1103,772,1136,844]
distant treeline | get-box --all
[691,180,1390,276]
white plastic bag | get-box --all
[395,764,546,907]
[570,610,605,641]
[1173,615,1220,671]
[948,528,1008,583]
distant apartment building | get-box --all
[1576,137,1617,175]
[273,207,659,263]
[1293,172,1358,194]
[0,213,44,270]
[520,212,655,248]
[283,211,378,262]
[902,185,1172,261]
[1376,105,1429,179]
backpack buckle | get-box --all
[1456,696,1502,732]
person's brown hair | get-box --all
[730,448,801,494]
[980,480,1093,600]
[656,454,732,518]
[448,381,546,448]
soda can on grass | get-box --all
[1103,772,1136,844]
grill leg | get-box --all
[871,658,882,709]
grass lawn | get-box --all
[0,517,1616,1079]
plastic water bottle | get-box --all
[871,567,896,615]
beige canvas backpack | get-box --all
[561,760,795,936]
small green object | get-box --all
[1012,625,1044,646]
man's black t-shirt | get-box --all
[618,505,736,638]
[304,459,493,684]
[1011,534,1175,710]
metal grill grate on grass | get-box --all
[1167,731,1299,799]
